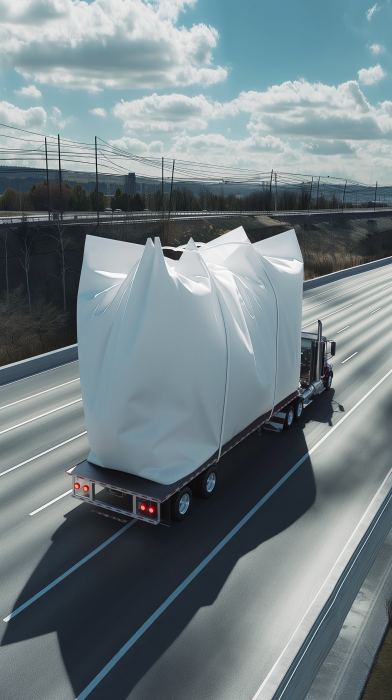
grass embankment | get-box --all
[362,626,392,700]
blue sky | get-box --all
[1,0,392,182]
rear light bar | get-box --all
[136,498,158,519]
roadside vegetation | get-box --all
[361,595,392,700]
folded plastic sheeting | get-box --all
[77,227,303,485]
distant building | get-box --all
[235,191,243,199]
[125,172,136,196]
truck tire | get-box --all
[324,373,333,390]
[293,398,303,422]
[171,487,193,521]
[283,405,295,430]
[197,467,218,499]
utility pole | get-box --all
[45,137,50,220]
[269,169,273,213]
[342,180,347,212]
[374,181,378,212]
[168,159,175,220]
[58,134,63,221]
[274,172,277,212]
[308,177,313,213]
[95,136,99,225]
[161,157,164,242]
[316,176,320,210]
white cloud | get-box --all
[233,79,392,140]
[358,64,386,84]
[109,137,164,154]
[0,100,46,128]
[366,3,379,21]
[370,43,384,54]
[171,133,296,167]
[113,93,236,133]
[90,107,107,117]
[49,106,72,129]
[15,84,42,98]
[0,0,227,90]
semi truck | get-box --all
[67,228,336,526]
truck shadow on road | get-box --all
[2,419,320,700]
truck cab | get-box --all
[300,322,336,392]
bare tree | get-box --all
[47,224,72,311]
[13,223,35,313]
[1,230,10,309]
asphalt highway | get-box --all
[1,262,392,700]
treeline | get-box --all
[0,183,147,213]
[0,182,386,214]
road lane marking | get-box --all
[74,368,392,700]
[336,326,350,334]
[342,352,358,364]
[29,490,73,516]
[304,270,392,302]
[0,431,87,478]
[0,399,83,436]
[302,304,353,329]
[3,519,137,622]
[0,378,80,411]
[371,307,381,314]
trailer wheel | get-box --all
[283,405,295,430]
[197,467,218,499]
[171,487,193,521]
[293,398,303,422]
[324,373,333,391]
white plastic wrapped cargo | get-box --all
[77,226,303,485]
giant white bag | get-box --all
[77,227,303,485]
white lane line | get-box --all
[0,431,87,478]
[342,352,358,364]
[371,307,381,314]
[1,359,78,388]
[302,304,353,329]
[0,378,80,411]
[0,398,83,436]
[74,368,392,700]
[29,490,72,516]
[305,290,356,311]
[3,519,137,622]
[336,326,350,334]
[304,270,392,302]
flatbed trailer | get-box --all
[67,389,300,526]
[67,320,336,526]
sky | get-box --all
[1,0,392,183]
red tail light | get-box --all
[74,482,80,490]
[83,484,89,492]
[140,503,147,512]
[148,506,156,514]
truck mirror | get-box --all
[330,341,336,357]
